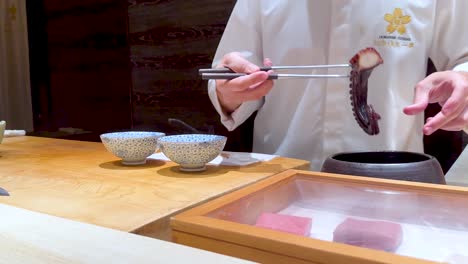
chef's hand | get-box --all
[215,52,274,113]
[403,71,468,135]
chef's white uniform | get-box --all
[208,0,468,170]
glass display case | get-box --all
[171,169,468,264]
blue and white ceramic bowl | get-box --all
[158,134,227,172]
[100,131,165,165]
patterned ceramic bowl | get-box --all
[158,134,227,172]
[100,131,165,165]
[0,120,5,144]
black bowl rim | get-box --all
[326,151,436,166]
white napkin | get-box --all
[4,130,26,137]
[148,151,277,166]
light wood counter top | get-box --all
[0,203,254,264]
[0,136,309,240]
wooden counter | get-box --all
[0,136,309,240]
[0,203,254,264]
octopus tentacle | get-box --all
[349,47,383,135]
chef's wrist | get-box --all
[216,90,242,114]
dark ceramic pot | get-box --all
[321,151,445,184]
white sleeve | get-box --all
[207,0,264,131]
[208,80,263,131]
[429,1,468,71]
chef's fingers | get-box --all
[217,71,270,92]
[423,75,468,134]
[404,71,466,115]
[235,79,274,102]
[427,107,468,132]
[403,80,431,115]
[220,52,260,74]
[264,58,273,67]
[423,102,466,135]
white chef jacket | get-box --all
[208,0,468,170]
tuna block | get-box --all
[255,212,312,236]
[333,218,403,252]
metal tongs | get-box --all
[199,64,351,80]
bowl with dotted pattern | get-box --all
[100,131,165,165]
[158,134,227,172]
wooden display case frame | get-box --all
[171,169,468,264]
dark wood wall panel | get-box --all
[127,0,255,150]
[29,0,132,140]
[29,0,255,150]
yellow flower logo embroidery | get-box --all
[384,8,411,35]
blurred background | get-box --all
[0,0,465,172]
[23,0,254,152]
